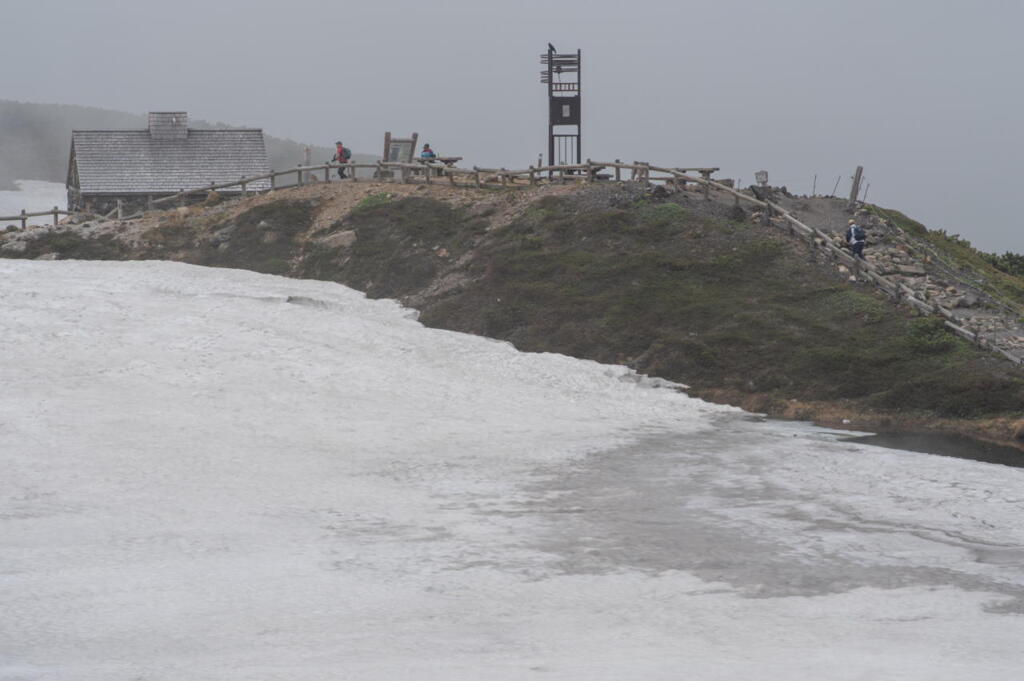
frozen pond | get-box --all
[2,261,1023,680]
[0,180,66,227]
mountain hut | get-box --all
[66,112,271,214]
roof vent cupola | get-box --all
[148,111,188,140]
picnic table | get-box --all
[415,156,463,177]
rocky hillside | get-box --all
[3,180,1024,446]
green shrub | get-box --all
[354,193,394,213]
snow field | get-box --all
[1,260,1023,680]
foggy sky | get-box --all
[2,0,1021,252]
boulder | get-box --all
[208,224,237,246]
[318,230,357,249]
[957,293,980,308]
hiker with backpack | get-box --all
[846,219,867,260]
[332,141,353,179]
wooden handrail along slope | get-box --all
[5,158,1018,365]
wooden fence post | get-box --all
[271,170,277,190]
[614,159,621,182]
[671,168,683,189]
[147,196,154,211]
[529,167,536,185]
[296,165,303,187]
[53,207,59,226]
[116,199,123,219]
[585,159,593,184]
[847,165,863,209]
[474,167,481,188]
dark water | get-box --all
[845,431,1024,468]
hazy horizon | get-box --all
[2,0,1021,252]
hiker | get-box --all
[420,143,437,159]
[332,141,352,178]
[846,219,867,260]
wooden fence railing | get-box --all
[686,174,1024,365]
[0,207,71,228]
[4,156,1017,365]
[128,159,723,214]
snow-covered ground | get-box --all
[0,180,66,228]
[2,260,1023,681]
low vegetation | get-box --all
[0,229,129,260]
[300,196,488,297]
[5,185,1023,430]
[406,194,1024,418]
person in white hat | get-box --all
[846,218,867,260]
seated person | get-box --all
[420,143,437,159]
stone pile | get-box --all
[821,208,1024,363]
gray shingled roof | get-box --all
[72,128,272,194]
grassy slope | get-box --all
[6,186,1024,425]
[297,191,1024,419]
